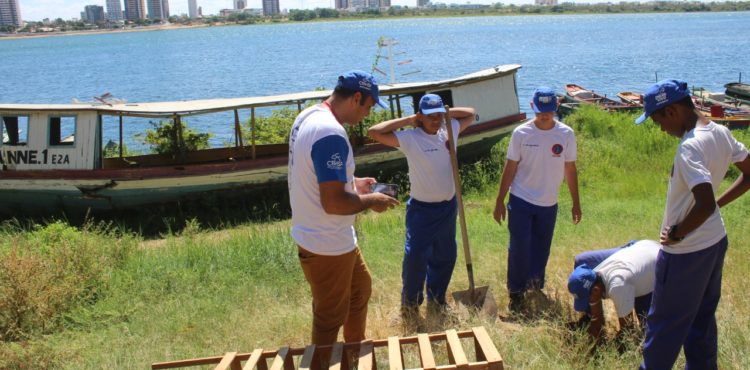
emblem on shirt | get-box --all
[551,144,564,157]
[326,153,344,170]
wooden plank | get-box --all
[387,336,403,370]
[215,352,239,370]
[329,342,344,370]
[445,330,468,369]
[299,344,316,370]
[417,333,436,370]
[269,347,291,370]
[242,349,266,370]
[358,340,374,370]
[472,327,503,370]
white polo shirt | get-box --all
[394,118,460,202]
[661,121,748,254]
[507,119,577,206]
[594,240,660,318]
[288,104,357,255]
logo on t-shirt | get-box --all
[326,153,344,170]
[551,144,564,157]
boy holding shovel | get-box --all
[368,94,476,320]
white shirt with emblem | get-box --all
[661,121,748,254]
[394,118,460,202]
[594,240,660,318]
[288,104,357,255]
[507,119,577,207]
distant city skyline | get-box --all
[21,0,598,21]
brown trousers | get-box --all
[297,245,372,345]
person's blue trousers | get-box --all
[573,240,651,317]
[401,196,458,307]
[640,236,728,370]
[506,193,558,294]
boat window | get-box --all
[49,116,76,146]
[1,115,29,146]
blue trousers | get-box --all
[573,240,651,317]
[401,197,458,307]
[506,193,558,294]
[640,236,728,370]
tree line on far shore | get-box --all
[4,1,750,34]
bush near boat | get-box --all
[0,106,748,369]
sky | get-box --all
[20,0,538,21]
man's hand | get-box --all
[365,192,400,213]
[354,177,376,194]
[493,198,506,224]
[660,225,676,245]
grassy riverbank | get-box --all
[1,106,749,369]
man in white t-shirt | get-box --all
[634,79,750,370]
[567,240,660,344]
[368,94,476,319]
[493,86,582,313]
[288,70,399,347]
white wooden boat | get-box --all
[0,64,526,216]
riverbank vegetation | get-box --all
[1,106,748,369]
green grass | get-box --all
[1,106,749,369]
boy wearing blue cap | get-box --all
[493,86,582,313]
[567,240,660,344]
[368,94,476,319]
[635,79,750,370]
[289,70,399,346]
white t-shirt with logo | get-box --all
[288,104,357,255]
[394,119,460,202]
[507,119,577,207]
[594,240,660,318]
[661,121,748,254]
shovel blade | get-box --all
[452,286,498,317]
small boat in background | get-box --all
[725,82,750,100]
[617,91,643,107]
[564,84,641,112]
[692,89,750,110]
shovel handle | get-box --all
[444,105,476,293]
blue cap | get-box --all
[419,94,446,115]
[568,264,597,312]
[532,86,558,113]
[634,79,690,124]
[336,70,387,109]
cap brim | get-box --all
[634,113,648,125]
[532,103,557,113]
[573,297,589,312]
[421,107,446,115]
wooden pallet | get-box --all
[152,326,502,370]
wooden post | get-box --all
[118,114,123,158]
[389,95,396,120]
[250,107,256,160]
[396,97,402,118]
[234,109,244,148]
[174,115,186,162]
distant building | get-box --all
[106,0,123,21]
[188,0,198,18]
[417,0,429,7]
[350,0,365,8]
[535,0,557,4]
[335,0,347,9]
[0,0,22,28]
[124,0,146,20]
[84,4,106,23]
[198,6,202,16]
[262,0,279,16]
[233,0,245,10]
[147,0,170,20]
[380,0,390,7]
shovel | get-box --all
[444,105,498,317]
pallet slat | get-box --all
[358,340,374,370]
[269,347,291,370]
[472,327,502,370]
[445,330,468,369]
[242,349,266,370]
[299,345,316,370]
[387,336,403,370]
[329,342,344,370]
[417,334,436,370]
